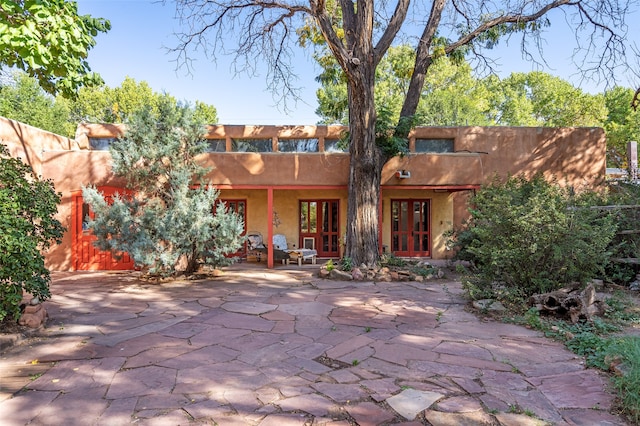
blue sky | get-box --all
[76,0,639,125]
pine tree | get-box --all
[83,95,244,276]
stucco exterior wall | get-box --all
[410,126,606,188]
[3,118,607,270]
[2,118,83,270]
[1,116,78,176]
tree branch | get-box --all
[373,0,410,66]
[444,0,573,55]
[169,0,312,110]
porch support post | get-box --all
[267,187,274,268]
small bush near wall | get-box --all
[0,145,64,321]
[448,174,617,307]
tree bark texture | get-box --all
[344,58,383,267]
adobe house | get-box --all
[1,116,606,270]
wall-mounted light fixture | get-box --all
[395,170,411,179]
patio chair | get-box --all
[273,234,316,266]
[272,234,291,264]
[247,231,267,262]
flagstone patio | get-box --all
[0,264,628,425]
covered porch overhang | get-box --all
[215,183,480,268]
[214,184,347,268]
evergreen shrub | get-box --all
[83,96,244,276]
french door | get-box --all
[299,200,340,257]
[391,199,431,257]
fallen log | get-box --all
[528,283,606,323]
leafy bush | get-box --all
[340,256,353,271]
[0,145,64,321]
[450,174,616,303]
[380,253,407,267]
[83,96,244,277]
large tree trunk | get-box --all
[344,61,383,267]
[397,0,446,134]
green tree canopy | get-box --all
[0,70,74,136]
[487,72,606,127]
[0,71,220,137]
[0,0,110,98]
[67,76,218,125]
[316,46,492,126]
[604,86,640,167]
[315,48,607,129]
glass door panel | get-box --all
[300,199,339,257]
[391,199,430,257]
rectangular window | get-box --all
[415,138,454,153]
[89,137,117,151]
[278,138,319,152]
[231,138,272,152]
[207,139,226,152]
[324,139,347,152]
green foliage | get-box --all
[487,71,606,127]
[314,44,608,131]
[0,72,219,138]
[67,76,219,125]
[0,0,111,98]
[379,253,406,267]
[325,259,335,271]
[559,319,621,369]
[315,47,494,127]
[604,336,640,424]
[451,174,617,303]
[83,95,243,276]
[375,106,411,159]
[604,87,640,168]
[339,256,353,271]
[0,71,74,136]
[0,144,64,321]
[416,57,493,126]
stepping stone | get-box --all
[221,301,277,315]
[386,388,444,420]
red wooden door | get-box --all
[72,188,135,271]
[217,199,247,257]
[391,199,431,257]
[300,199,340,257]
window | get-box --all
[324,139,347,152]
[278,138,319,152]
[231,138,272,152]
[89,137,117,151]
[415,138,454,153]
[207,139,226,152]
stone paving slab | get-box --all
[0,266,631,425]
